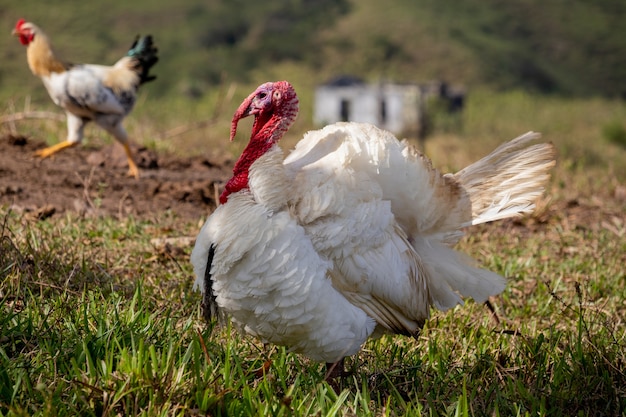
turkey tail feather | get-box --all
[422,131,555,310]
[417,237,506,310]
[453,131,556,227]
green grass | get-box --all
[1,90,626,416]
[1,207,624,415]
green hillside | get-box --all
[2,0,626,104]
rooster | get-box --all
[12,19,158,178]
[191,81,556,377]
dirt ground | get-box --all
[0,133,233,222]
[1,132,624,236]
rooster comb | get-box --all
[15,19,26,30]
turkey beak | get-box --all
[230,92,256,141]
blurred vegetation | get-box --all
[2,0,626,104]
[602,120,626,149]
[2,0,626,176]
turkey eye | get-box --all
[258,92,267,99]
[273,91,281,100]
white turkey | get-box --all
[191,80,556,377]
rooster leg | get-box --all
[121,143,140,179]
[34,140,77,159]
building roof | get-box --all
[322,75,365,87]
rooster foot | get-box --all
[126,164,140,179]
[34,140,76,159]
[122,143,140,179]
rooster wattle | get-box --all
[12,19,158,178]
[191,81,556,376]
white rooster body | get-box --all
[191,81,556,366]
[42,64,134,120]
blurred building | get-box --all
[314,76,464,139]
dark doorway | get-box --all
[340,99,351,122]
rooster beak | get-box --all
[11,28,19,36]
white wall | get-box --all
[313,83,422,135]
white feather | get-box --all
[192,122,556,363]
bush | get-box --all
[601,120,626,149]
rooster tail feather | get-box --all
[126,35,159,85]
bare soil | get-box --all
[0,134,232,222]
[1,133,624,235]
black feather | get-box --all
[126,35,159,85]
[202,244,220,322]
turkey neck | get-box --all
[220,111,293,204]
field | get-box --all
[1,87,625,416]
